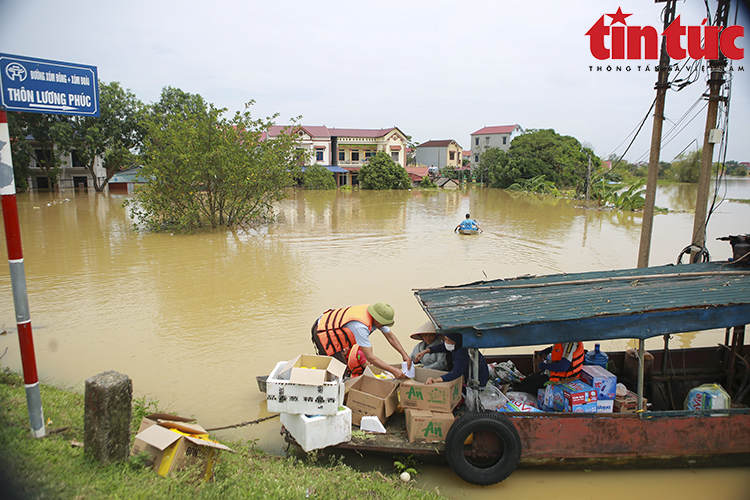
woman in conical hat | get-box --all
[408,321,449,371]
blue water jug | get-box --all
[584,343,609,369]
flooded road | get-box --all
[1,180,749,498]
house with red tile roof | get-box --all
[266,125,410,187]
[415,139,463,170]
[469,124,524,168]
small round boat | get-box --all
[458,228,479,235]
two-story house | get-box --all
[415,140,463,170]
[24,140,106,189]
[469,125,524,169]
[266,125,410,187]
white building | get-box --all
[469,125,524,168]
[266,125,410,187]
[415,140,463,170]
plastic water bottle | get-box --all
[585,343,609,369]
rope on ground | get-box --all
[205,414,279,432]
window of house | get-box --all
[316,150,324,161]
[503,137,507,145]
[485,137,490,145]
[475,138,479,146]
[391,151,399,162]
[71,151,85,167]
[474,155,479,162]
[339,150,346,161]
[351,150,360,161]
[449,151,455,161]
[364,150,372,159]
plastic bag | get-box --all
[506,391,538,408]
[616,383,628,397]
[465,385,510,410]
[684,383,730,411]
[491,361,525,383]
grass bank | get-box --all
[0,369,445,500]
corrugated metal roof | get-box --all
[414,262,750,348]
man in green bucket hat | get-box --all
[312,302,412,379]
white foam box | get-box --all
[266,355,346,415]
[280,406,352,452]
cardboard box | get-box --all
[560,380,597,413]
[539,383,565,411]
[405,409,455,443]
[280,406,352,452]
[346,374,400,426]
[580,365,617,400]
[130,414,233,480]
[398,367,462,413]
[614,390,647,413]
[597,399,614,413]
[266,355,346,415]
[344,365,399,393]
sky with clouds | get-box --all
[1,0,749,163]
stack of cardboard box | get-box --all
[266,354,352,452]
[398,367,461,443]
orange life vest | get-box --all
[345,344,367,377]
[315,305,373,356]
[549,342,584,381]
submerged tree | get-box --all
[59,81,145,192]
[672,149,701,183]
[359,151,410,190]
[302,164,336,189]
[7,112,70,189]
[127,88,305,231]
[483,129,599,191]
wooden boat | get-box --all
[327,261,750,485]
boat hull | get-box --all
[458,229,478,235]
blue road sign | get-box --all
[0,53,99,117]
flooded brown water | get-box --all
[1,181,749,498]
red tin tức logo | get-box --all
[586,7,744,61]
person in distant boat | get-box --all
[312,302,412,380]
[415,332,489,387]
[409,321,449,371]
[513,342,585,395]
[455,213,482,233]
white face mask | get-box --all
[445,342,456,352]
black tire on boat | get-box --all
[444,411,522,486]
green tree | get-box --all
[7,112,71,189]
[127,89,304,231]
[58,81,145,192]
[6,112,32,191]
[302,164,336,189]
[672,149,701,183]
[499,129,599,190]
[419,176,436,188]
[479,147,508,187]
[359,151,410,190]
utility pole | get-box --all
[691,0,731,262]
[637,0,677,269]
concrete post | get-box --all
[84,371,132,463]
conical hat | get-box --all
[410,321,438,340]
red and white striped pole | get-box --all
[0,110,45,438]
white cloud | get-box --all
[1,0,748,161]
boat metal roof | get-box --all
[413,262,750,349]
